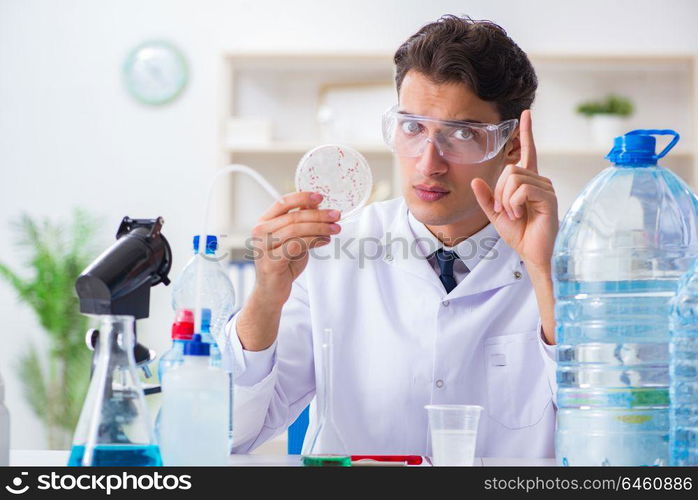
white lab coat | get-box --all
[225,197,557,458]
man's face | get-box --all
[398,70,520,228]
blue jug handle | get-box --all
[626,129,680,159]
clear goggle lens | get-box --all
[382,106,518,164]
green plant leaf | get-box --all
[576,94,634,117]
[0,209,103,447]
[15,348,49,426]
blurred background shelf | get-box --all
[225,142,391,154]
[216,51,698,253]
[538,148,694,157]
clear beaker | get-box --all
[425,404,482,466]
[68,315,162,466]
[302,328,350,466]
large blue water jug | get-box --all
[554,130,698,466]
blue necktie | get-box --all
[435,249,460,294]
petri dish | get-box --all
[295,144,373,219]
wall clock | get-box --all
[123,41,188,105]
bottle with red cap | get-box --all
[157,309,194,384]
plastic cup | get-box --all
[425,404,483,466]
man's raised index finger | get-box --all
[520,109,538,174]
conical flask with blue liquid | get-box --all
[554,130,698,466]
[68,315,162,466]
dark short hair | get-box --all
[394,15,537,121]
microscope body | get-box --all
[76,216,172,389]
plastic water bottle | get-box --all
[0,369,9,466]
[200,306,234,445]
[154,309,194,443]
[159,334,230,465]
[554,130,698,466]
[670,259,698,465]
[171,235,235,345]
[158,309,195,383]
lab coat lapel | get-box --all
[447,236,525,299]
[381,201,445,294]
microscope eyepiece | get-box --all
[75,216,172,319]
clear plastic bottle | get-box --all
[154,309,194,443]
[158,309,195,383]
[200,307,233,445]
[669,259,698,465]
[171,235,235,447]
[159,334,229,465]
[68,315,162,466]
[553,130,698,466]
[171,235,235,345]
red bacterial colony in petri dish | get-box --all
[295,145,373,219]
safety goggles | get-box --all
[382,105,518,164]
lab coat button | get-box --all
[513,271,522,280]
[442,300,450,307]
[435,379,444,388]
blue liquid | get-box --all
[68,444,162,466]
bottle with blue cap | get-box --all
[171,235,236,346]
[553,130,698,465]
[158,333,230,465]
[171,236,235,450]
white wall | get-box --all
[1,0,697,449]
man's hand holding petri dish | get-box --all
[254,191,341,301]
[236,191,341,351]
[236,143,372,353]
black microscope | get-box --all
[75,216,172,392]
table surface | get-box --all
[9,450,556,467]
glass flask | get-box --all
[302,328,351,466]
[68,315,162,466]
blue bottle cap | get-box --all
[605,129,680,167]
[193,235,218,255]
[183,334,210,356]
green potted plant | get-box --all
[0,209,100,449]
[576,94,634,147]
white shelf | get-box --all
[227,145,692,158]
[226,144,693,161]
[218,51,698,253]
[226,142,392,155]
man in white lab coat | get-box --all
[225,15,559,458]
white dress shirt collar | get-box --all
[407,210,500,274]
